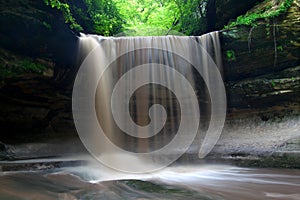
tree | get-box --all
[113,0,180,35]
[44,0,216,36]
[44,0,124,36]
[169,0,209,35]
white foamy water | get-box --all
[58,161,300,200]
[0,152,299,200]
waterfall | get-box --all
[72,32,226,173]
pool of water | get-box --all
[0,162,299,200]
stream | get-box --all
[1,160,299,200]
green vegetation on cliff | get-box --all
[225,0,294,28]
[0,49,48,79]
[0,59,47,79]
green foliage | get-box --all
[276,45,283,51]
[75,0,124,35]
[225,0,294,28]
[42,21,52,30]
[43,0,212,36]
[113,0,179,35]
[43,0,83,31]
[43,0,123,36]
[43,0,214,36]
[271,80,276,87]
[20,60,47,74]
[0,59,47,79]
[173,0,208,35]
[226,50,236,61]
[112,0,208,36]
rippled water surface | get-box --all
[0,163,299,200]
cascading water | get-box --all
[73,32,226,173]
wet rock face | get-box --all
[0,149,6,161]
[221,1,300,113]
[0,1,78,143]
[0,76,76,143]
[221,25,300,81]
[0,142,12,160]
[225,65,300,113]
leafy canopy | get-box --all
[44,0,211,36]
[44,0,123,36]
[113,0,209,36]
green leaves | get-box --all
[43,0,83,31]
[43,0,123,35]
[113,0,178,34]
[83,0,123,35]
[226,50,236,62]
[225,0,294,28]
[43,0,211,36]
[0,59,47,79]
[112,0,208,36]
